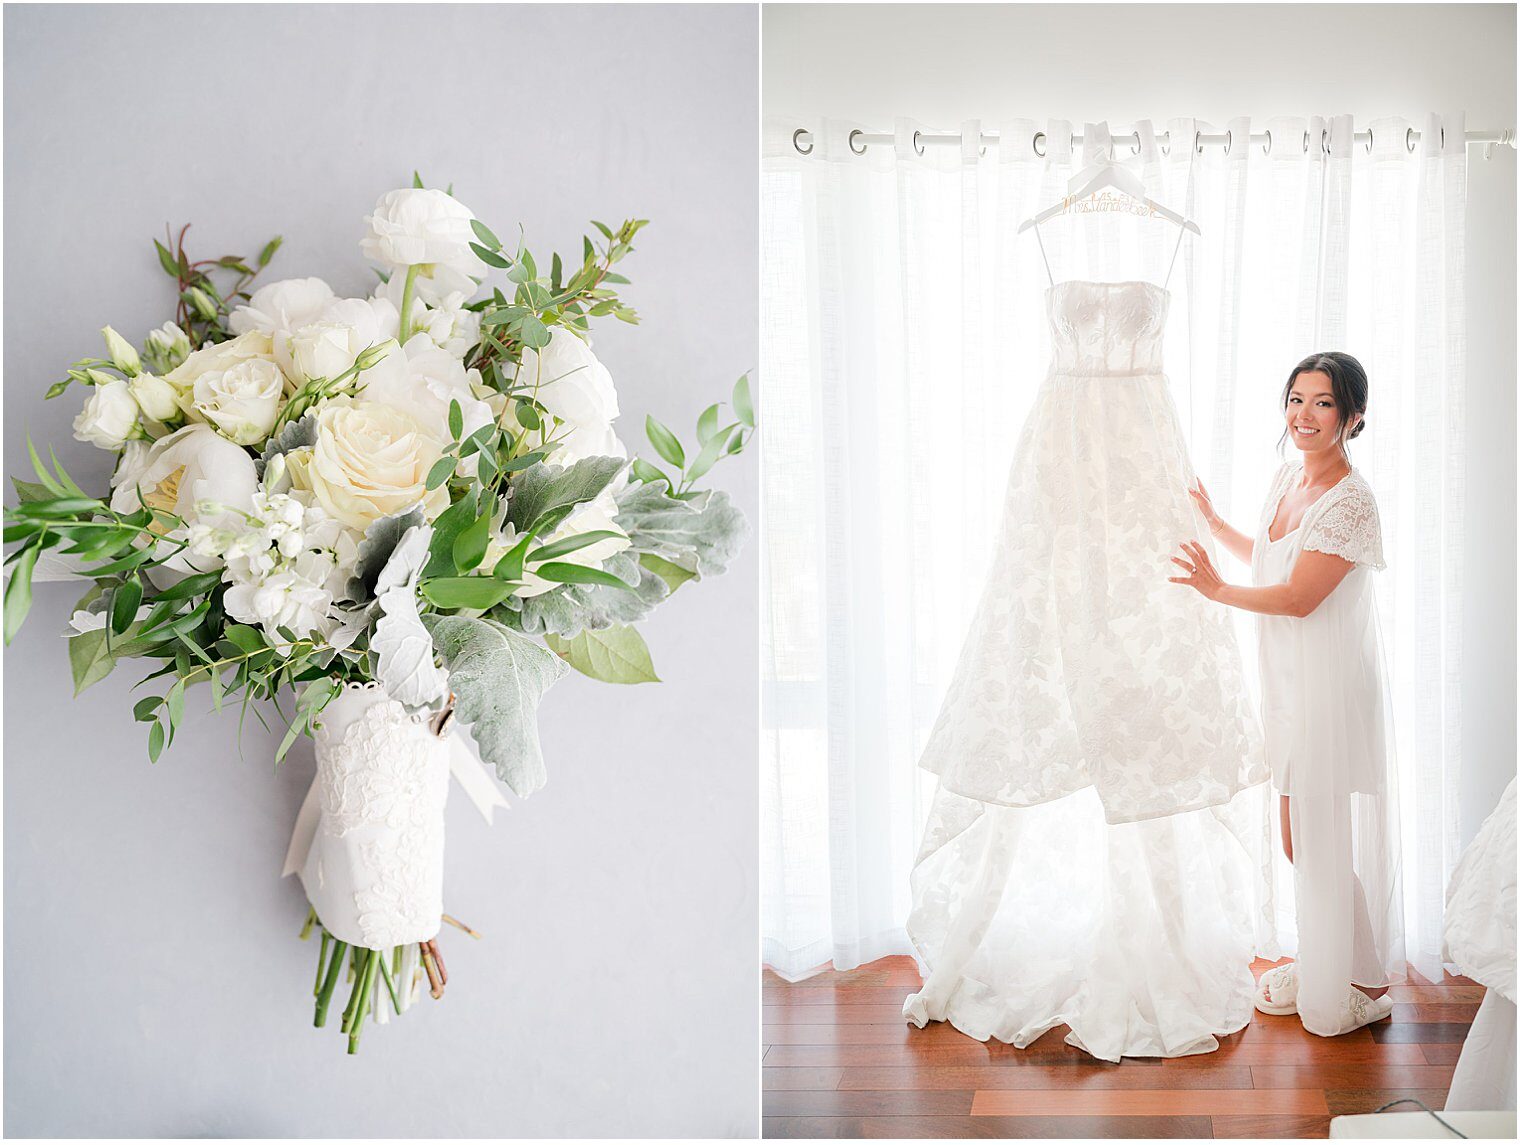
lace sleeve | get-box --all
[1303,480,1386,570]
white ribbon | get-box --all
[281,725,508,878]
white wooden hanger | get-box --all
[1017,160,1201,235]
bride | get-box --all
[1171,350,1404,1036]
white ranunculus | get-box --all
[357,333,493,447]
[362,188,481,272]
[512,328,624,463]
[108,423,259,580]
[127,373,182,423]
[373,278,482,347]
[192,357,285,445]
[72,379,141,450]
[307,401,449,530]
[229,277,336,376]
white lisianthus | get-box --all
[511,328,625,463]
[486,488,630,599]
[72,378,141,450]
[108,423,259,581]
[228,277,336,376]
[164,329,283,410]
[143,321,192,372]
[127,373,182,423]
[307,401,449,530]
[357,333,493,447]
[192,357,285,445]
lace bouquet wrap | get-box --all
[3,181,752,1053]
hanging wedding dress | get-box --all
[903,238,1272,1061]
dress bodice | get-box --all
[1047,280,1168,377]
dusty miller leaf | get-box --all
[344,505,427,602]
[505,455,626,533]
[423,614,569,797]
[613,483,749,579]
[504,550,667,638]
[255,412,318,478]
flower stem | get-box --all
[375,946,403,1014]
[398,264,420,344]
[299,907,316,941]
[314,929,331,996]
[340,948,369,1033]
[314,939,347,1027]
[348,950,379,1054]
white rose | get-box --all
[512,328,624,462]
[192,358,284,445]
[229,277,335,376]
[108,424,259,580]
[357,334,493,447]
[164,330,283,409]
[72,379,140,450]
[127,373,182,423]
[307,401,449,530]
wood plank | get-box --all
[765,1089,975,1116]
[763,1067,844,1091]
[1391,1002,1481,1022]
[972,1089,1330,1116]
[1420,1043,1465,1065]
[1211,1114,1331,1138]
[762,1114,1216,1138]
[1369,1022,1472,1044]
[1389,984,1486,1003]
[765,986,924,1006]
[838,1064,1252,1092]
[1250,1063,1456,1089]
[765,1021,1005,1046]
[1322,1087,1450,1117]
[765,1003,913,1024]
[1160,1041,1427,1066]
[764,1043,1163,1068]
[1231,1020,1376,1044]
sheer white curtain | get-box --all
[760,113,1467,982]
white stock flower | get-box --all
[192,357,284,445]
[108,423,259,581]
[72,378,141,450]
[307,401,449,530]
[512,328,625,463]
[228,277,336,376]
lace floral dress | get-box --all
[1250,463,1405,1036]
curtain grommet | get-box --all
[1364,128,1374,155]
[1303,130,1311,154]
[1406,126,1418,153]
[1261,129,1273,156]
[1130,133,1142,157]
[1440,125,1446,150]
[1033,131,1047,158]
[848,129,867,155]
[1160,131,1171,156]
[1223,129,1233,155]
[1322,128,1331,155]
[912,130,926,157]
[792,128,813,156]
[1194,129,1203,154]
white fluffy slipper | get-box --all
[1255,964,1299,1015]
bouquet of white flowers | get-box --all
[4,179,751,1053]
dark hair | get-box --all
[1278,351,1369,456]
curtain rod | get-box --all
[791,126,1518,159]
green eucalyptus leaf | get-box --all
[644,416,685,469]
[733,374,755,427]
[470,219,502,250]
[3,542,40,644]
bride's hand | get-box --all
[1168,540,1225,600]
[1188,480,1224,535]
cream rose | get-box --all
[289,296,401,383]
[72,378,140,450]
[164,330,282,409]
[306,402,449,530]
[192,357,285,445]
[357,334,493,447]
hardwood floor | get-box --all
[762,956,1476,1139]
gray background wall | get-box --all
[765,2,1518,848]
[4,5,758,1137]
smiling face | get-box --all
[1284,370,1356,455]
